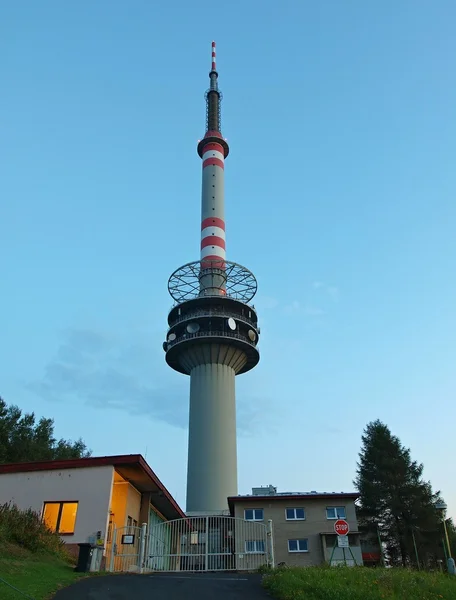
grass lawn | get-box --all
[0,543,84,600]
[262,566,456,600]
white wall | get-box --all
[0,466,114,544]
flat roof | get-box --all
[0,454,186,521]
[228,491,359,513]
[319,530,360,535]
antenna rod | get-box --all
[207,41,221,133]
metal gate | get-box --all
[146,516,274,572]
[106,524,147,572]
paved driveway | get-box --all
[53,572,269,599]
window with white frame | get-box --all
[245,540,265,554]
[190,531,199,545]
[326,506,346,520]
[244,508,264,521]
[286,508,305,520]
[288,539,308,553]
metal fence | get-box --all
[106,524,147,573]
[146,516,274,572]
[105,516,274,573]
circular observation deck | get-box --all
[163,260,260,376]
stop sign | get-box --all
[334,519,349,536]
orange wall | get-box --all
[109,481,142,531]
[126,485,141,524]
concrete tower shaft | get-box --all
[164,42,260,515]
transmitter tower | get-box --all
[164,42,260,514]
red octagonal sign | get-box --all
[334,519,349,536]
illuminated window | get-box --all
[43,502,78,535]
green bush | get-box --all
[257,563,274,573]
[262,566,456,600]
[0,502,69,559]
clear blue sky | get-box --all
[2,1,455,518]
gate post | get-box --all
[139,522,148,573]
[204,516,209,572]
[267,519,275,569]
[109,524,117,572]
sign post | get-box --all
[329,519,358,566]
[334,519,349,536]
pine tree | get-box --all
[0,397,91,464]
[354,420,445,568]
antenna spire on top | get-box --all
[211,41,216,72]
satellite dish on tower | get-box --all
[248,329,256,342]
[187,322,200,334]
[168,333,176,342]
[227,317,236,330]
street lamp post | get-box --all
[435,502,455,575]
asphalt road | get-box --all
[53,572,270,599]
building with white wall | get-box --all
[0,454,185,558]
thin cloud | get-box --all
[283,301,324,316]
[311,281,340,302]
[256,296,280,310]
[28,328,270,435]
[284,300,301,314]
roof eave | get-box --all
[228,492,360,512]
[0,454,186,520]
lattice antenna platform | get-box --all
[168,260,257,305]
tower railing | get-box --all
[166,329,257,350]
[168,308,257,328]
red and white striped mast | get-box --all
[197,41,230,293]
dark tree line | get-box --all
[355,419,455,568]
[0,397,91,464]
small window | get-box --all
[245,540,265,554]
[286,508,305,520]
[107,520,113,543]
[326,507,346,520]
[42,502,78,535]
[244,509,264,521]
[190,531,199,545]
[288,539,308,553]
